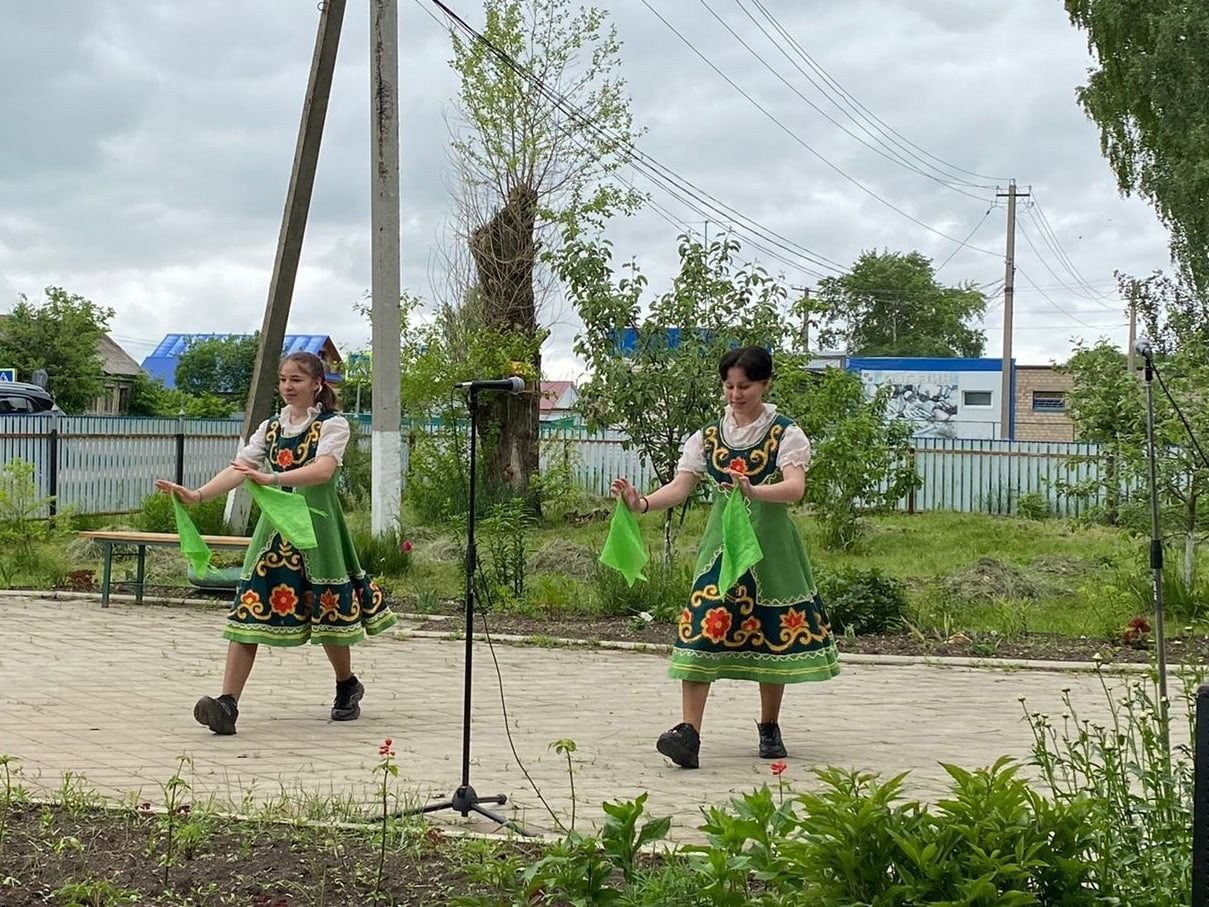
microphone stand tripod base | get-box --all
[410,785,513,829]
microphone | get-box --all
[453,376,526,393]
[1134,336,1153,362]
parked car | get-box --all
[0,381,56,413]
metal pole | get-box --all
[999,181,1017,441]
[1143,360,1170,715]
[461,388,479,796]
[370,0,402,536]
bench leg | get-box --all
[135,545,147,605]
[100,543,113,609]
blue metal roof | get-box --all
[141,334,338,388]
[846,357,1008,372]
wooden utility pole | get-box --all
[230,0,346,529]
[793,286,812,352]
[370,0,402,535]
[996,181,1028,440]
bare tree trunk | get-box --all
[1186,488,1198,589]
[469,184,541,497]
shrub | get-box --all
[816,566,908,635]
[350,526,415,578]
[404,432,470,524]
[136,492,228,536]
[591,556,693,622]
[1015,491,1053,521]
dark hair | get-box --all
[281,351,339,411]
[718,345,773,382]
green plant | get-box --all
[158,755,192,887]
[600,793,671,885]
[0,458,56,585]
[550,738,578,832]
[373,737,398,901]
[52,879,140,907]
[591,556,692,621]
[405,431,473,524]
[816,566,908,635]
[1015,491,1053,521]
[478,498,535,603]
[351,526,415,577]
[137,490,228,535]
[532,437,586,523]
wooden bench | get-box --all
[79,531,254,608]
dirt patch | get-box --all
[3,804,492,906]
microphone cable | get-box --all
[1149,360,1209,471]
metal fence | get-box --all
[1,414,1126,518]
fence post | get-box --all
[174,410,186,486]
[47,412,59,518]
[1195,683,1209,905]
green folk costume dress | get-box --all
[669,408,841,685]
[224,409,396,647]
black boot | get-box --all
[331,675,364,721]
[194,694,239,735]
[757,721,787,759]
[656,722,701,769]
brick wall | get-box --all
[1014,366,1075,441]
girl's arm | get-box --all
[611,471,699,514]
[154,466,245,506]
[727,464,806,503]
[230,455,337,488]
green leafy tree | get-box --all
[446,0,643,494]
[0,287,114,413]
[1065,0,1209,294]
[558,233,789,559]
[174,333,259,401]
[772,363,919,549]
[127,372,234,419]
[815,250,987,357]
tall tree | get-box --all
[446,0,642,495]
[1118,269,1209,357]
[174,334,260,402]
[815,251,987,357]
[0,287,113,413]
[1065,1,1209,294]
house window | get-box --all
[963,390,993,407]
[1033,390,1067,412]
[118,385,131,414]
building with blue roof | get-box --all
[141,334,344,389]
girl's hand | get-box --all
[154,479,201,506]
[610,477,641,513]
[230,460,277,486]
[721,469,754,498]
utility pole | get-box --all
[371,0,402,536]
[230,0,346,529]
[996,181,1028,441]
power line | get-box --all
[694,0,989,201]
[743,0,1010,187]
[640,0,1003,258]
[423,0,851,279]
[1029,195,1111,299]
[936,204,994,273]
[1014,265,1102,328]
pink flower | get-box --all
[400,539,413,553]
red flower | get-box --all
[770,761,788,777]
[780,608,807,631]
[240,590,261,608]
[741,617,760,633]
[378,738,395,757]
[679,608,692,627]
[268,584,299,617]
[401,539,413,553]
[319,589,341,617]
[1127,616,1151,633]
[275,448,295,469]
[702,607,732,643]
[727,458,748,475]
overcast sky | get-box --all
[0,1,1171,380]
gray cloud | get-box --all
[0,0,1170,376]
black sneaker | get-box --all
[194,694,238,735]
[656,722,701,769]
[331,676,364,721]
[757,721,787,759]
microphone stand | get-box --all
[1141,352,1171,726]
[399,386,518,830]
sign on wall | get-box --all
[0,369,15,383]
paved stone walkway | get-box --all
[0,596,1140,840]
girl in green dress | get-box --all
[155,352,396,735]
[611,346,839,769]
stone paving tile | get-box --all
[0,596,1151,841]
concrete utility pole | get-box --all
[996,181,1028,441]
[1127,296,1138,376]
[230,0,347,529]
[370,0,402,535]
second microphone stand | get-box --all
[1141,352,1170,717]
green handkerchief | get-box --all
[172,495,213,576]
[599,499,649,586]
[717,490,763,596]
[246,482,320,550]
